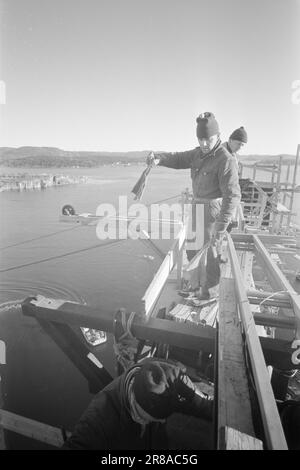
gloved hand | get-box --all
[133,359,213,421]
[146,151,160,167]
[172,371,197,403]
[210,230,225,246]
[163,364,213,421]
[156,361,196,402]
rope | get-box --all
[0,193,183,274]
[0,238,126,273]
[145,194,182,206]
[0,225,82,251]
[113,309,138,373]
[119,310,136,340]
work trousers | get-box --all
[185,200,222,290]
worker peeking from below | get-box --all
[62,359,213,450]
[147,112,241,300]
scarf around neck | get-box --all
[124,367,166,436]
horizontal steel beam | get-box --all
[253,312,296,329]
[22,294,299,366]
[22,296,215,352]
[247,289,293,309]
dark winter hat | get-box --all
[196,112,219,139]
[230,126,248,143]
[133,361,177,419]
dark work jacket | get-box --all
[222,141,241,176]
[62,365,168,450]
[156,143,241,232]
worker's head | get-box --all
[132,360,194,420]
[196,112,220,153]
[229,127,248,153]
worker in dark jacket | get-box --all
[148,112,241,299]
[62,359,213,450]
[223,126,248,176]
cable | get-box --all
[0,238,126,274]
[259,290,288,307]
[145,194,182,206]
[0,194,182,252]
[0,225,82,251]
[0,193,184,273]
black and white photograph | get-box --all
[0,0,300,453]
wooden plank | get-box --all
[223,427,263,450]
[238,251,254,288]
[237,250,268,337]
[217,278,256,448]
[142,223,187,316]
[168,300,218,327]
[199,302,218,327]
[232,233,296,245]
[227,234,288,450]
[253,235,300,328]
[0,409,71,447]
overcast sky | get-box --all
[1,0,299,155]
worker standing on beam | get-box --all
[148,112,241,300]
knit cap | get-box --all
[196,112,219,139]
[133,361,193,419]
[230,126,248,143]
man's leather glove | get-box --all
[133,359,214,421]
[163,365,214,421]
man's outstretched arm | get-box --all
[147,149,196,170]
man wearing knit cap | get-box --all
[147,112,241,299]
[62,359,213,450]
[223,126,248,176]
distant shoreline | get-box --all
[0,146,297,169]
[0,159,296,169]
[0,161,145,169]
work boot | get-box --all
[196,286,210,300]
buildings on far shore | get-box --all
[0,174,88,192]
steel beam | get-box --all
[22,296,216,353]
